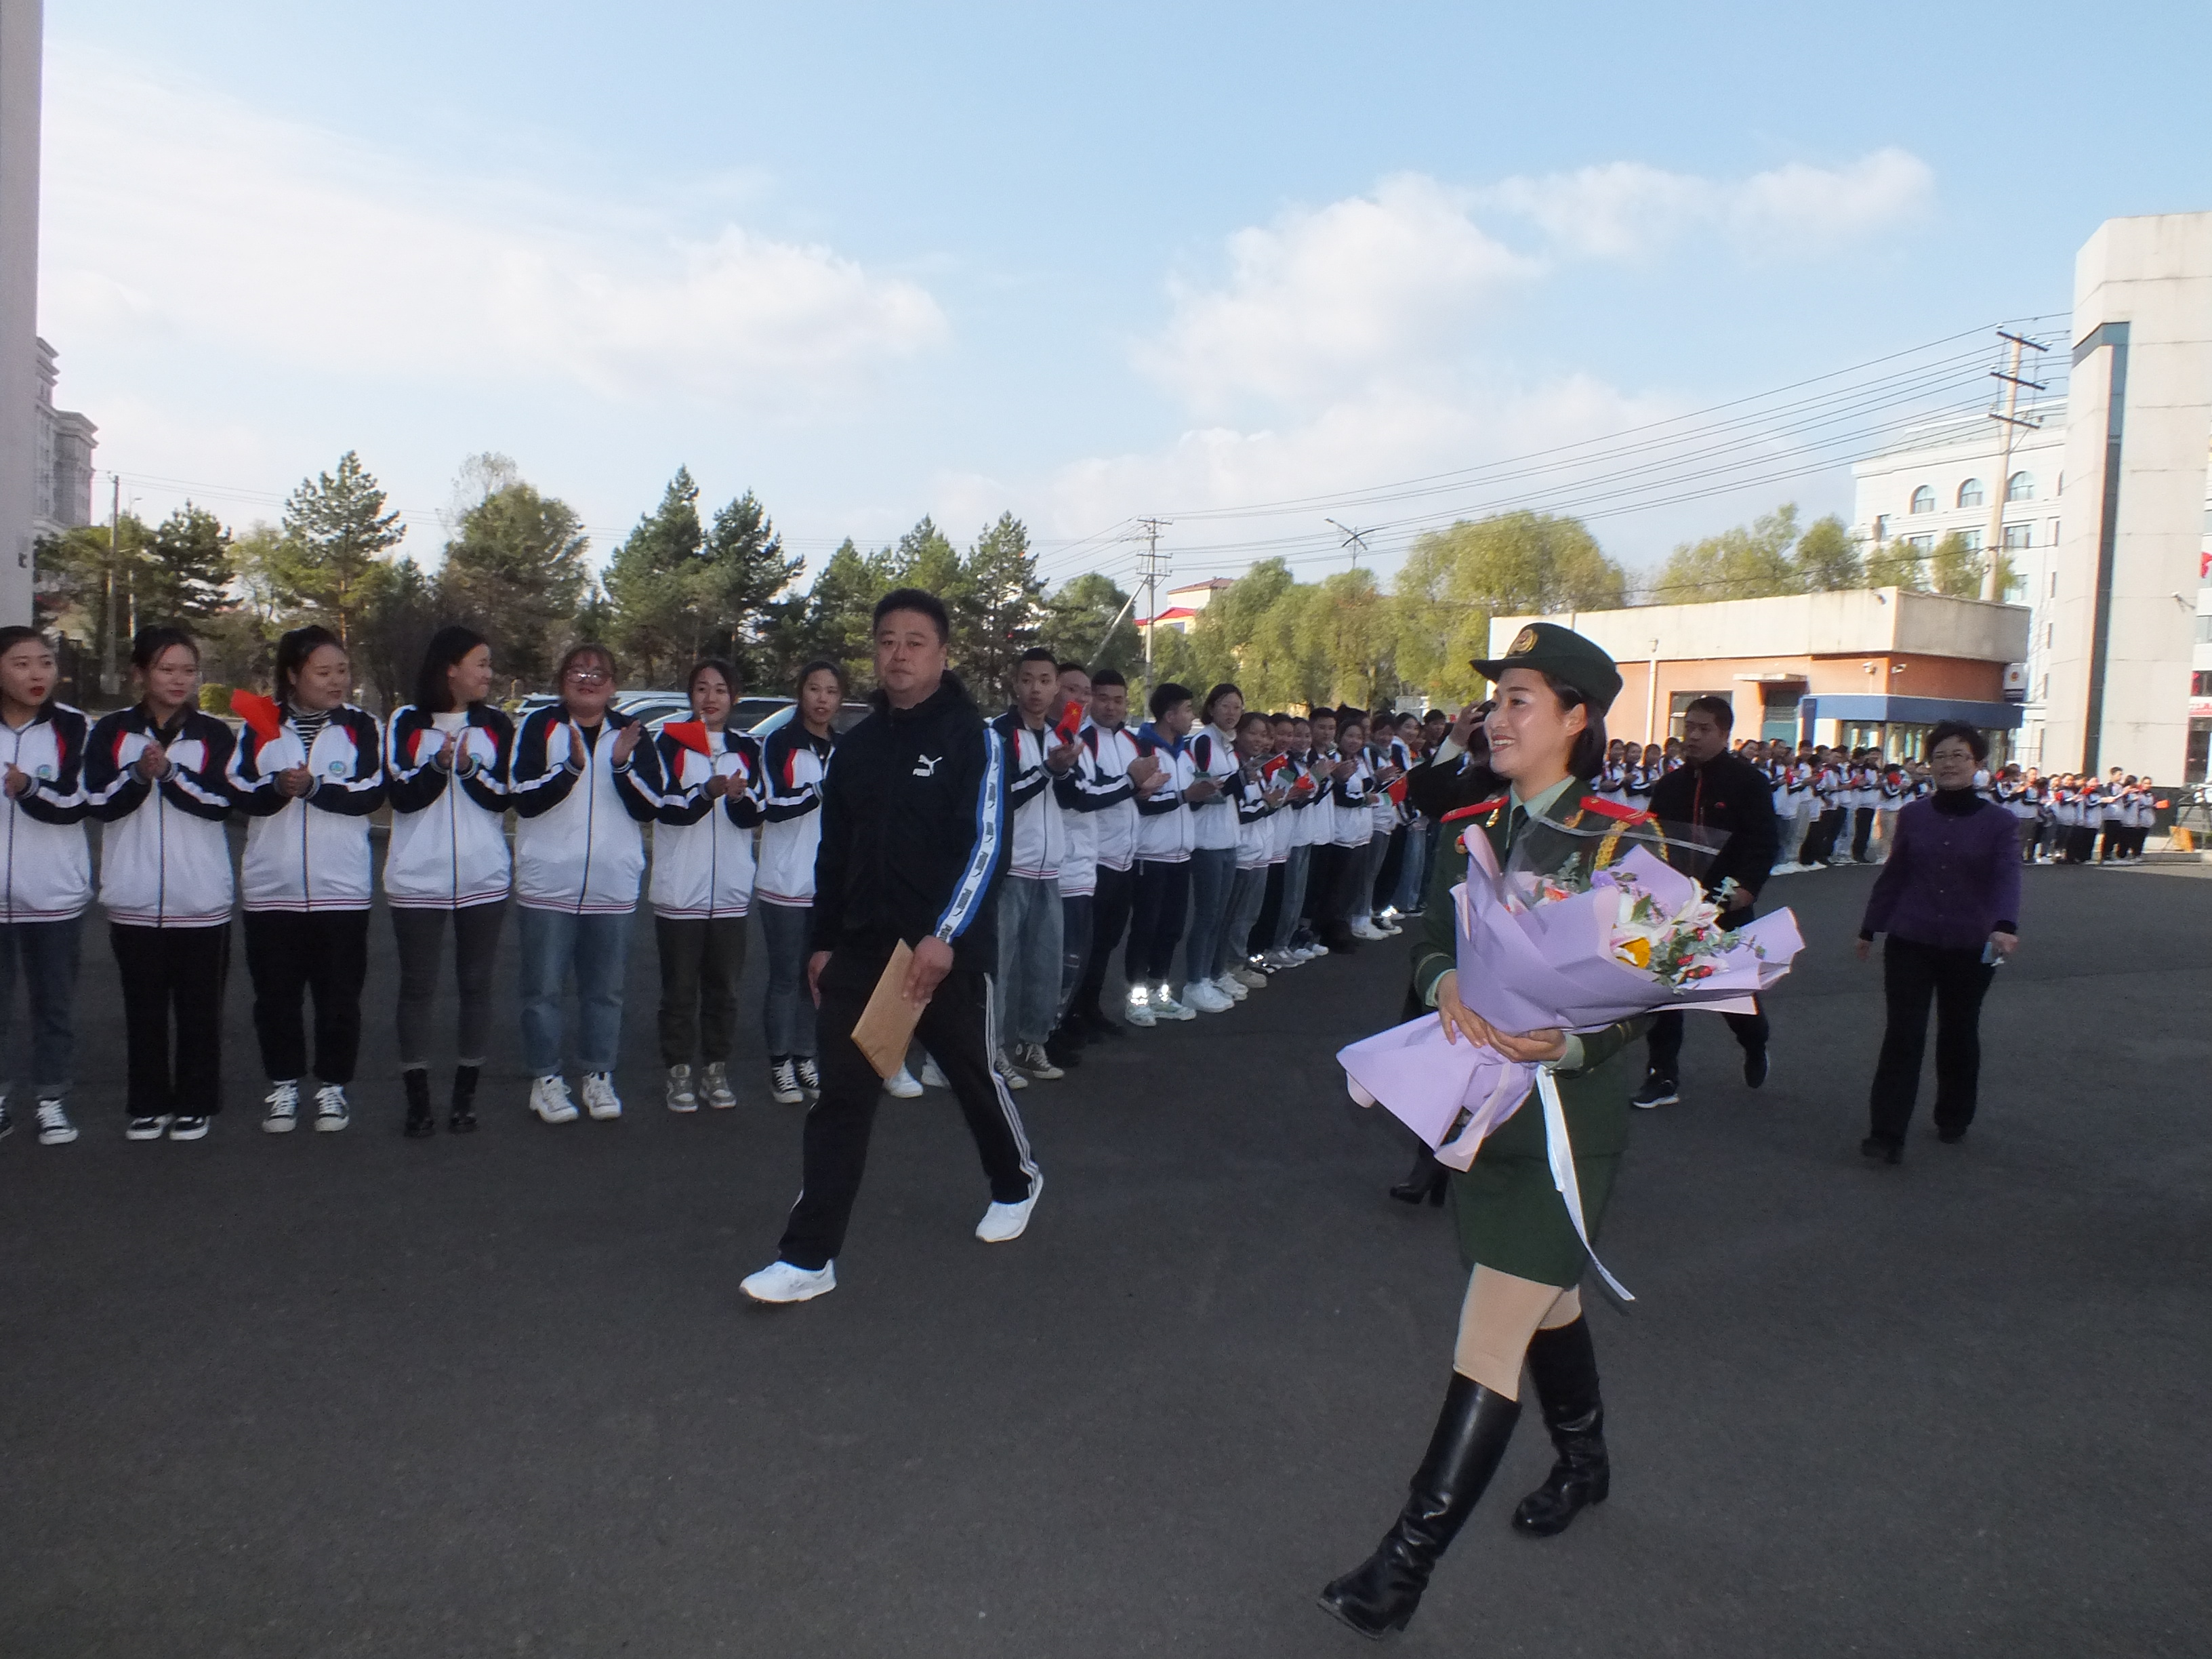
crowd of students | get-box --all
[1593,734,2164,874]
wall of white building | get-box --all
[0,0,43,627]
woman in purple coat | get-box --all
[1856,721,2020,1163]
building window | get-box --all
[1960,529,1982,552]
[2197,615,2212,643]
[2049,570,2057,597]
[1872,514,1891,541]
[2002,523,2032,550]
[1667,691,1732,741]
[2194,670,2212,696]
[1907,534,1934,552]
[1957,478,1984,508]
[2045,622,2053,647]
[2007,471,2034,502]
[1910,485,1936,514]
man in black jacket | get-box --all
[1633,695,1780,1108]
[741,589,1040,1305]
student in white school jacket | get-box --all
[0,627,94,1146]
[992,648,1076,1082]
[226,626,386,1136]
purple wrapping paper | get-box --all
[1338,838,1804,1170]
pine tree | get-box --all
[962,513,1044,697]
[438,479,590,691]
[602,468,704,686]
[268,452,405,644]
[785,538,893,689]
[693,490,802,686]
[144,504,234,621]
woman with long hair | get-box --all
[508,643,663,1124]
[0,627,94,1146]
[385,625,514,1136]
[650,657,764,1112]
[1178,682,1242,1013]
[1321,624,1644,1639]
[85,628,238,1142]
[227,625,386,1134]
[756,659,852,1102]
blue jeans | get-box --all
[1393,820,1431,913]
[996,875,1064,1046]
[1218,865,1269,977]
[757,901,817,1059]
[0,916,81,1098]
[1271,844,1312,952]
[1183,847,1237,988]
[516,905,633,1077]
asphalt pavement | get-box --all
[1,859,2207,1658]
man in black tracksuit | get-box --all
[742,588,1041,1304]
[1634,695,1780,1107]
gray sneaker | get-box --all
[34,1099,77,1145]
[665,1064,698,1113]
[700,1061,737,1109]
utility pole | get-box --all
[102,473,120,695]
[1135,517,1170,694]
[1325,517,1373,569]
[1983,329,2049,602]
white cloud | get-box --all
[1134,174,1534,414]
[37,47,949,407]
[1481,148,1934,262]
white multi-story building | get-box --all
[1,0,44,625]
[33,337,95,537]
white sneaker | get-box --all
[769,1059,804,1105]
[1015,1041,1063,1080]
[1124,984,1157,1028]
[530,1074,579,1124]
[125,1113,173,1141]
[1185,980,1234,1014]
[1152,983,1197,1021]
[665,1063,698,1112]
[1220,970,1254,998]
[920,1054,950,1089]
[35,1099,77,1145]
[1350,920,1388,942]
[975,1172,1042,1244]
[701,1061,737,1109]
[992,1048,1030,1090]
[1296,943,1327,962]
[312,1084,350,1132]
[796,1057,822,1097]
[884,1063,923,1099]
[581,1072,622,1120]
[741,1259,837,1304]
[262,1080,300,1134]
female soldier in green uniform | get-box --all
[1320,623,1644,1640]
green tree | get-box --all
[1651,504,1802,605]
[1863,535,1925,590]
[1790,514,1862,591]
[267,451,406,644]
[962,513,1045,697]
[782,538,893,690]
[1927,531,1981,598]
[353,557,439,712]
[693,490,803,685]
[602,468,705,687]
[438,477,591,693]
[1038,572,1140,678]
[573,580,616,646]
[1297,568,1397,709]
[143,504,234,621]
[886,516,963,596]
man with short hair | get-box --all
[992,647,1077,1084]
[1633,694,1779,1109]
[741,589,1040,1305]
[1043,660,1097,1070]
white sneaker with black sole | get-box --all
[35,1099,77,1145]
[125,1114,173,1141]
[262,1080,300,1134]
[975,1172,1042,1243]
[741,1260,836,1304]
[168,1115,210,1141]
[581,1073,622,1120]
[312,1084,350,1132]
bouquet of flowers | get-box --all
[1337,806,1803,1296]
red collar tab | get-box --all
[1440,796,1509,825]
[1578,795,1652,823]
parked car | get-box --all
[746,699,874,739]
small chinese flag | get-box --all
[662,720,714,756]
[1052,699,1086,745]
[1261,754,1289,780]
[230,689,283,743]
[1386,776,1408,804]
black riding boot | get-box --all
[1511,1317,1610,1537]
[1318,1375,1521,1639]
[1389,1147,1448,1207]
[403,1069,435,1139]
[449,1065,480,1134]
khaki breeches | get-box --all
[1451,1265,1583,1399]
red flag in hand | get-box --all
[662,720,714,757]
[1261,754,1288,780]
[230,689,283,743]
[1052,699,1086,746]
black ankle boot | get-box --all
[1511,1317,1610,1537]
[1318,1376,1521,1637]
[449,1065,480,1133]
[403,1069,434,1139]
[1389,1148,1449,1208]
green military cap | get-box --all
[1470,621,1622,714]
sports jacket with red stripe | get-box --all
[508,707,665,914]
[0,704,94,922]
[84,705,237,927]
[228,703,386,912]
[384,703,515,909]
[755,721,834,906]
[649,724,764,920]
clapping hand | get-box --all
[3,764,28,799]
[134,741,169,783]
[275,765,314,799]
[611,722,644,766]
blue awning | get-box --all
[1799,694,2023,731]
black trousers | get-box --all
[1124,858,1191,985]
[1250,861,1286,958]
[1803,808,1843,863]
[1867,935,1994,1144]
[1851,807,1875,862]
[243,909,370,1085]
[392,901,505,1069]
[1071,864,1133,1023]
[2065,825,2096,863]
[655,914,749,1065]
[1372,825,1408,910]
[1647,1000,1767,1081]
[1303,843,1340,928]
[2098,819,2125,861]
[112,922,230,1117]
[776,945,1037,1271]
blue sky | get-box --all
[34,1,2212,596]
